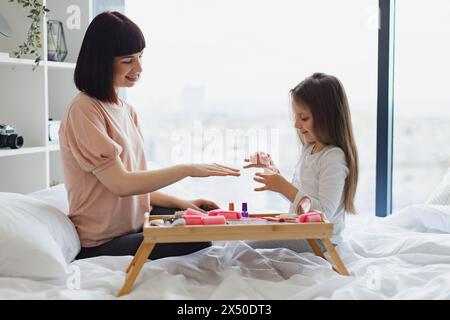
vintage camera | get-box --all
[0,124,24,149]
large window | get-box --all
[392,0,450,210]
[125,0,378,214]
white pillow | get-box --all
[0,192,80,279]
[426,168,450,206]
[29,183,69,215]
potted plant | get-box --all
[9,0,50,69]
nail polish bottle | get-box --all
[241,202,248,218]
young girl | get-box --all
[60,12,240,260]
[244,73,358,250]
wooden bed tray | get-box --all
[118,213,350,296]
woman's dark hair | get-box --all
[74,11,146,103]
[290,73,359,214]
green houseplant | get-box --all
[9,0,50,69]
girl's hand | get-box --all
[253,171,298,201]
[188,163,240,178]
[177,198,220,213]
[253,171,287,193]
[244,152,279,173]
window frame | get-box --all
[376,0,396,217]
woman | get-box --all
[59,11,240,260]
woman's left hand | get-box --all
[177,198,220,213]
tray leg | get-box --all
[126,241,146,274]
[307,239,326,259]
[118,242,155,297]
[321,238,350,276]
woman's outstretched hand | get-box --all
[188,163,241,178]
[243,152,279,173]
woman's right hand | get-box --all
[188,163,241,178]
[243,152,279,173]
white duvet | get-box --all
[1,204,449,300]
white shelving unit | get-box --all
[0,0,94,193]
[0,0,124,193]
[0,57,38,66]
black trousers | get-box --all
[75,207,211,260]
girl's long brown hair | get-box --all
[290,73,359,214]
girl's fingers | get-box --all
[255,172,268,178]
[256,153,262,164]
[254,186,268,192]
[253,177,265,183]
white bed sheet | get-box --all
[1,204,449,300]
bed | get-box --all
[1,173,449,300]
